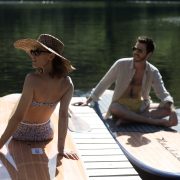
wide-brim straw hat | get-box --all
[14,34,68,62]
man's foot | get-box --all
[166,111,178,127]
[115,118,130,126]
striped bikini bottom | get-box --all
[13,120,54,141]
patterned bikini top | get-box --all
[31,100,57,108]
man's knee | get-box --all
[109,102,119,114]
[109,102,126,115]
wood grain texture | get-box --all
[0,94,88,180]
[97,89,180,177]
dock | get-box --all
[70,97,141,180]
[0,93,141,179]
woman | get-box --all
[0,34,78,159]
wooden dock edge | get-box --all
[69,97,141,180]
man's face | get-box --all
[132,42,149,63]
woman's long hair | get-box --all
[49,56,75,78]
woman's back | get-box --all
[23,72,72,124]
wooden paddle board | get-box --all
[94,90,180,179]
[0,94,89,180]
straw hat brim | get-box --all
[14,39,68,61]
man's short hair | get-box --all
[137,36,155,53]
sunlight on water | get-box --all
[162,17,180,26]
[0,2,180,107]
[128,1,180,4]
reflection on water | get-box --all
[162,17,180,26]
[0,2,180,107]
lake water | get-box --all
[0,1,180,107]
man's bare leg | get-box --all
[110,102,178,127]
[143,103,178,127]
[142,103,171,119]
[168,111,178,127]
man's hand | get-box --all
[72,97,93,107]
[72,101,88,106]
[163,102,173,110]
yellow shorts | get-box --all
[117,98,142,113]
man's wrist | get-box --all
[164,101,174,110]
[86,96,92,104]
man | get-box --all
[85,36,178,127]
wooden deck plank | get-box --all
[81,155,128,162]
[69,100,141,179]
[71,132,113,139]
[87,168,138,176]
[76,144,120,150]
[70,106,95,114]
[77,149,124,156]
[74,138,116,144]
[89,176,141,180]
[75,128,113,134]
[84,161,134,169]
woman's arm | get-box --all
[0,152,17,177]
[58,77,79,160]
[0,74,33,149]
[58,78,73,154]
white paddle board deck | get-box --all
[0,93,89,180]
[94,90,180,179]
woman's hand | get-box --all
[58,150,79,160]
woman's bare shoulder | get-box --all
[62,76,73,87]
[24,72,36,80]
[25,72,42,83]
[22,73,42,91]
